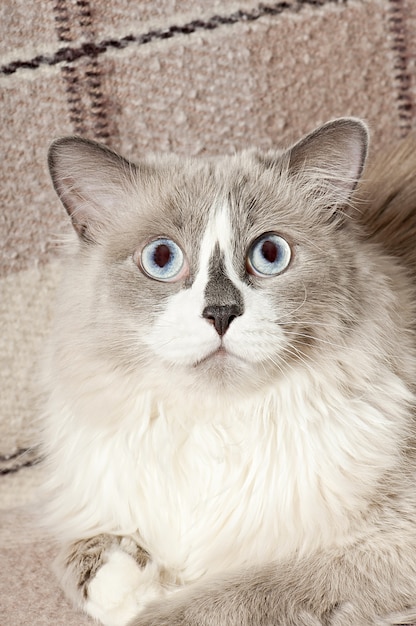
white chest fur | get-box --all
[45,364,408,584]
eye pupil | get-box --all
[261,240,278,264]
[154,244,171,268]
[138,237,187,282]
[247,232,291,277]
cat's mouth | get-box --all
[195,345,227,365]
[194,344,244,367]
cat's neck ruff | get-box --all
[43,352,412,580]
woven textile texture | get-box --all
[1,1,416,624]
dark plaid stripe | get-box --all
[1,0,347,77]
[0,448,42,476]
[387,0,413,137]
[52,0,112,142]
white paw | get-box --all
[85,549,165,626]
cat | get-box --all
[41,117,416,626]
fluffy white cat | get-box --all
[41,119,416,626]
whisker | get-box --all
[281,346,318,378]
[275,283,308,319]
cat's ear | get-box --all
[48,137,139,243]
[286,117,369,206]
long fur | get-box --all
[356,132,416,277]
[42,120,416,626]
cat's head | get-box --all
[48,118,369,399]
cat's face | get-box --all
[48,119,369,398]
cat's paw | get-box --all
[85,549,165,626]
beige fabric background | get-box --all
[1,0,416,624]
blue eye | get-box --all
[139,238,187,282]
[247,233,291,277]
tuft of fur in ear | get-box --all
[48,137,138,243]
[286,117,369,208]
